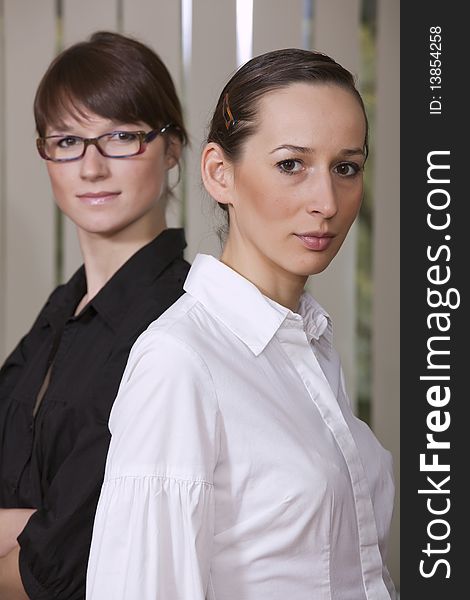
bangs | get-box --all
[34,46,165,136]
[39,89,96,133]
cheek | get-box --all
[263,187,309,228]
[242,194,289,228]
[46,166,73,203]
[348,190,363,222]
[338,183,363,225]
[127,158,166,197]
[239,174,298,222]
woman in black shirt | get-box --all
[0,31,190,599]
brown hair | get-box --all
[34,30,188,146]
[207,48,368,163]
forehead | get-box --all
[254,82,366,146]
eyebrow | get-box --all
[269,144,365,157]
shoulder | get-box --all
[19,281,69,333]
[107,306,221,477]
[124,294,213,383]
[112,296,220,407]
[162,256,191,280]
[112,297,219,420]
[37,282,70,316]
[140,291,229,366]
[148,256,191,290]
[135,256,190,307]
[108,258,190,344]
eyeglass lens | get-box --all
[43,131,143,161]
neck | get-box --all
[77,222,166,301]
[221,237,307,313]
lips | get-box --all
[294,232,334,251]
[77,191,121,206]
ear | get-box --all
[165,135,182,169]
[201,142,234,207]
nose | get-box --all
[306,170,338,219]
[79,144,110,181]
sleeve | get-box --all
[0,285,65,400]
[16,337,135,600]
[86,330,220,600]
[17,421,111,599]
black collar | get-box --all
[42,228,186,332]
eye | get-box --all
[276,159,304,175]
[334,162,362,177]
[110,131,139,143]
[57,136,80,148]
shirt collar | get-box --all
[90,228,187,330]
[42,228,186,331]
[183,254,331,356]
[297,293,332,346]
[40,267,87,331]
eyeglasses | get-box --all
[36,123,175,162]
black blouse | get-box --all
[0,228,190,599]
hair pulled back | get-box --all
[207,48,368,163]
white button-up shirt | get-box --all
[87,254,396,600]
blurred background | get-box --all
[0,0,399,590]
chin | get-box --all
[307,264,329,276]
[78,214,130,233]
[291,253,335,277]
[303,266,329,278]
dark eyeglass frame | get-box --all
[36,123,175,162]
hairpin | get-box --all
[222,92,237,131]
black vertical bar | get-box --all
[401,2,466,598]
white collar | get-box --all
[184,254,332,356]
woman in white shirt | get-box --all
[87,48,397,600]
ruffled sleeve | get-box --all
[86,329,220,599]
